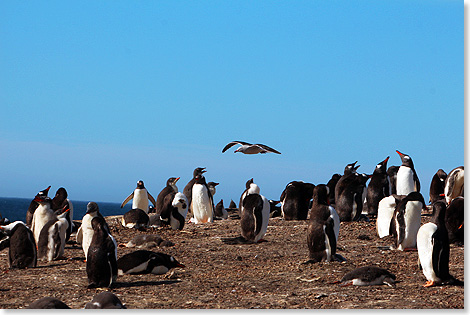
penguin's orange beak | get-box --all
[175,177,180,182]
[396,150,403,156]
[384,156,390,163]
[177,263,186,268]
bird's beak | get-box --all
[396,150,404,156]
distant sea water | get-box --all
[0,197,133,223]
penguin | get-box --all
[0,221,37,269]
[159,192,188,230]
[305,184,341,263]
[376,194,404,238]
[239,178,257,207]
[207,181,219,196]
[30,196,56,244]
[429,169,447,204]
[344,161,360,175]
[229,200,237,209]
[155,177,180,215]
[26,297,70,309]
[339,266,396,287]
[269,200,282,218]
[240,182,270,243]
[444,196,464,244]
[121,208,149,229]
[214,199,228,219]
[26,186,51,227]
[123,234,173,249]
[280,181,315,220]
[85,292,126,309]
[117,250,185,276]
[417,200,464,287]
[51,187,74,242]
[444,166,464,204]
[326,174,341,205]
[395,150,420,195]
[76,202,104,260]
[86,216,118,289]
[121,180,156,214]
[37,209,70,262]
[335,173,370,222]
[364,156,390,216]
[190,173,215,224]
[183,167,206,210]
[387,165,400,195]
[389,191,425,251]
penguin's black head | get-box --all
[193,167,206,177]
[208,182,219,188]
[54,187,68,199]
[167,177,180,186]
[245,178,254,189]
[344,161,360,175]
[37,186,51,198]
[396,150,414,168]
[404,192,426,208]
[168,255,185,269]
[431,200,447,224]
[375,156,390,173]
[436,169,447,180]
[86,202,100,214]
[194,175,206,184]
[137,180,145,189]
[313,184,329,205]
[91,216,107,232]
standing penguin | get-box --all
[280,181,315,220]
[389,191,425,251]
[207,182,219,197]
[387,166,400,195]
[37,209,70,262]
[30,196,56,244]
[26,186,51,227]
[326,174,341,206]
[376,194,405,238]
[214,199,228,219]
[0,221,37,269]
[429,169,447,204]
[444,196,464,244]
[51,187,74,241]
[306,184,341,263]
[117,250,185,276]
[86,216,118,289]
[121,180,156,214]
[155,177,180,215]
[190,173,215,224]
[444,166,464,204]
[159,192,188,230]
[335,173,370,222]
[183,167,206,210]
[417,200,464,287]
[364,156,390,216]
[240,180,270,243]
[396,150,420,196]
[344,161,360,175]
[76,202,104,260]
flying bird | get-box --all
[222,141,281,155]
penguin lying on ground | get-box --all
[121,180,156,214]
[121,208,149,229]
[121,234,174,249]
[117,250,185,276]
[85,292,126,309]
[339,266,396,287]
[417,200,464,287]
[26,297,70,309]
[0,221,37,269]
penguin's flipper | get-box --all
[121,193,134,208]
[325,217,337,258]
[147,192,157,207]
[396,208,406,247]
[171,207,186,230]
[431,231,447,279]
[76,226,83,245]
[253,197,264,237]
[413,171,421,193]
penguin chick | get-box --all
[85,292,126,309]
[117,250,185,276]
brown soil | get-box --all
[0,212,464,309]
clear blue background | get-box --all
[0,1,463,207]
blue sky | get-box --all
[0,1,464,206]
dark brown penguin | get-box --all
[429,169,447,204]
[364,156,390,216]
[154,177,180,214]
[279,181,315,220]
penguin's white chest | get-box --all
[417,223,440,282]
[32,205,55,242]
[398,200,422,250]
[80,214,95,259]
[253,195,270,242]
[191,184,213,223]
[396,167,415,195]
[376,196,396,238]
[133,189,149,212]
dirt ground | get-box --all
[0,209,464,309]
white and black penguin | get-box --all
[121,180,156,214]
[76,202,105,260]
[364,156,390,216]
[190,173,215,224]
[417,200,464,287]
[335,172,370,222]
[395,150,420,196]
[389,191,425,251]
[326,174,341,206]
[26,297,70,309]
[121,208,149,229]
[207,181,219,197]
[86,216,118,289]
[0,221,37,269]
[239,180,270,243]
[214,199,229,219]
[31,195,56,244]
[343,161,360,175]
[280,181,315,220]
[387,166,400,195]
[183,167,206,210]
[26,186,51,227]
[51,187,74,242]
[376,194,405,238]
[117,250,185,276]
[160,191,188,230]
[339,266,396,287]
[429,169,447,204]
[306,184,341,263]
[154,177,180,215]
[444,166,464,204]
[37,209,70,262]
[85,292,126,309]
[444,196,464,244]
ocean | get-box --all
[0,197,133,222]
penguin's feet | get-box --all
[118,243,127,248]
[423,281,436,287]
[339,281,353,287]
[256,239,267,243]
[403,247,417,252]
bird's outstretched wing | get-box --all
[255,144,281,154]
[121,192,134,208]
[222,141,251,153]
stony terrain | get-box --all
[0,211,464,309]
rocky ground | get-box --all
[0,210,464,309]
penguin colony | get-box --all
[0,144,464,308]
